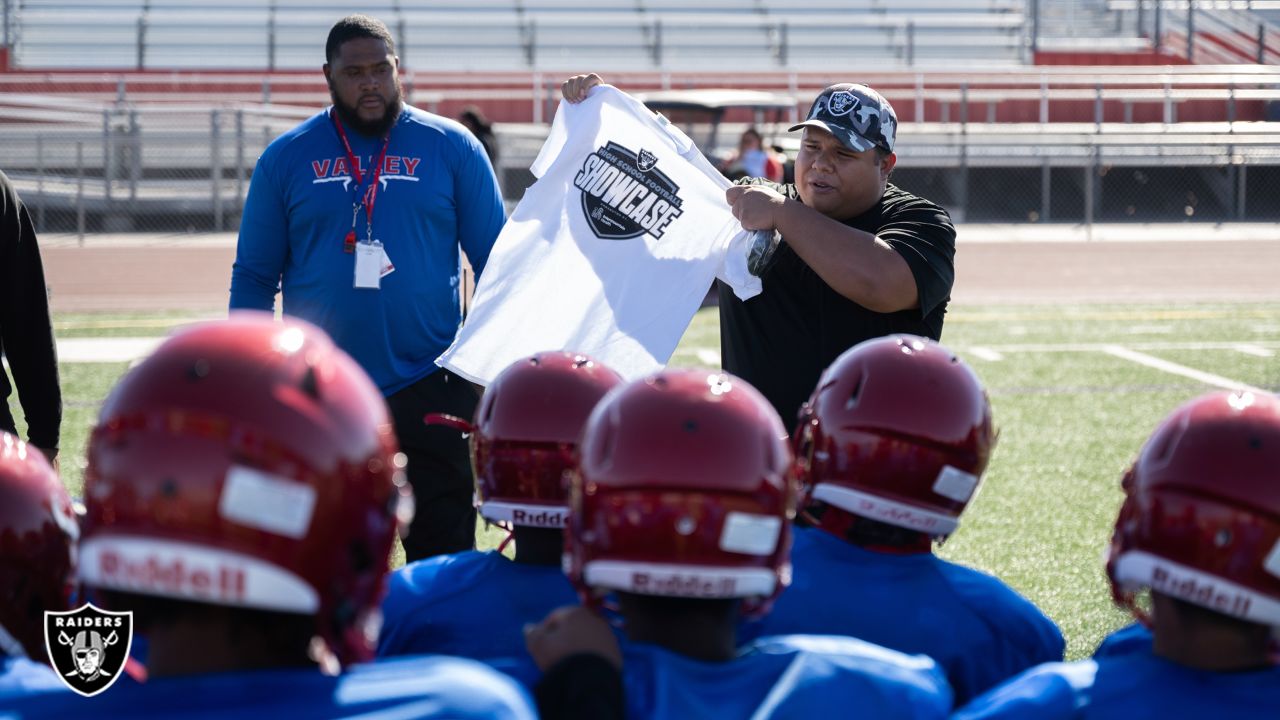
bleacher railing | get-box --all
[4,65,1280,236]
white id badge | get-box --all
[379,246,396,278]
[354,240,383,289]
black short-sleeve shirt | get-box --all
[718,180,955,432]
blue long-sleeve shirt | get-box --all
[230,106,504,394]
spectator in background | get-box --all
[0,170,61,469]
[460,105,500,170]
[720,127,784,182]
[954,390,1280,718]
[230,14,506,561]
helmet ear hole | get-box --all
[300,365,320,400]
[844,375,863,410]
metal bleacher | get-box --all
[9,0,1031,71]
[5,1,1280,232]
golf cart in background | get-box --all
[634,89,801,182]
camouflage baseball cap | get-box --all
[789,83,898,154]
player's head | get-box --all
[0,432,78,663]
[794,335,995,547]
[78,313,412,667]
[790,83,898,220]
[471,352,623,529]
[1107,390,1280,630]
[566,369,795,617]
[323,14,402,137]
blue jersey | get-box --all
[230,105,505,395]
[1090,623,1150,659]
[622,634,951,719]
[953,638,1280,719]
[742,527,1064,704]
[378,550,578,663]
[0,657,62,700]
[2,654,534,719]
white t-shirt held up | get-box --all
[438,85,761,384]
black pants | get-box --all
[386,368,479,561]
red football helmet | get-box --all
[794,335,995,539]
[0,432,78,662]
[566,369,795,613]
[1107,390,1280,627]
[78,313,412,665]
[471,352,623,529]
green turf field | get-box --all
[8,301,1278,659]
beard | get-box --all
[329,81,404,138]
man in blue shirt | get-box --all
[740,335,1064,705]
[229,14,505,561]
[526,368,954,719]
[6,316,533,718]
[0,432,77,699]
[379,352,622,671]
[954,390,1280,718]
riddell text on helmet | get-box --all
[1151,565,1252,617]
[510,508,566,528]
[631,572,737,597]
[856,498,943,532]
[99,551,247,601]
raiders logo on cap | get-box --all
[827,91,858,117]
[44,603,134,697]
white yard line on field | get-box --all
[1233,344,1276,358]
[55,337,164,363]
[1101,346,1266,393]
[967,347,1005,362]
[695,349,723,367]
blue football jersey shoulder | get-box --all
[744,527,1063,703]
[0,657,65,700]
[622,634,951,719]
[954,643,1280,720]
[2,655,534,719]
[378,550,578,661]
[1090,623,1150,659]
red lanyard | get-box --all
[331,109,393,246]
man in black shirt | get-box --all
[722,84,955,432]
[560,77,956,433]
[0,170,61,467]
